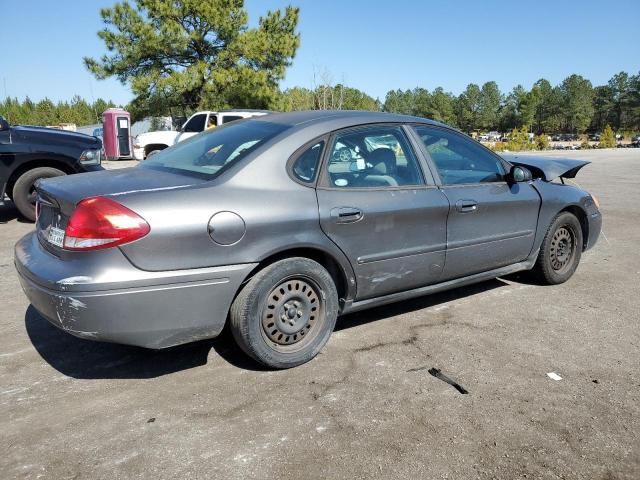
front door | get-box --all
[317,125,450,300]
[412,125,540,280]
[175,113,207,143]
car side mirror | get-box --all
[0,116,9,131]
[509,165,532,183]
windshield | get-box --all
[139,120,288,179]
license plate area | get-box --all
[47,226,65,247]
[36,199,68,252]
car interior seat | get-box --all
[363,148,398,187]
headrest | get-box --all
[369,148,396,175]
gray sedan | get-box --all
[14,111,602,368]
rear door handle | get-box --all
[330,207,363,223]
[455,199,478,213]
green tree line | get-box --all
[383,71,640,134]
[0,96,116,126]
[3,70,639,134]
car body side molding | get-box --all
[341,252,538,315]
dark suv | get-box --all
[0,115,103,220]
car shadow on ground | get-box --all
[24,305,262,379]
[25,278,512,379]
[335,278,508,331]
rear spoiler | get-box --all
[501,154,590,182]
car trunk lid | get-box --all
[501,154,590,181]
[35,167,203,253]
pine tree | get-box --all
[600,125,616,148]
[84,0,300,116]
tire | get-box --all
[12,167,65,221]
[145,149,160,159]
[230,257,339,369]
[531,211,583,285]
[144,145,167,160]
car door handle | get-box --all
[330,207,363,223]
[455,199,478,213]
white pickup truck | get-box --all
[132,109,270,160]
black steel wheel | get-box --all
[549,226,576,273]
[230,257,339,369]
[261,277,324,351]
[531,212,583,285]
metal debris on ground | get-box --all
[427,367,469,394]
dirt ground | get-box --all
[1,150,639,479]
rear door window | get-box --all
[325,126,424,188]
[221,115,244,124]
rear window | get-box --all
[221,115,244,124]
[140,120,288,180]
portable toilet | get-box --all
[102,108,132,160]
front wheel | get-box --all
[531,212,583,285]
[12,167,65,221]
[230,258,339,369]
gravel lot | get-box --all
[1,150,639,479]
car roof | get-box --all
[219,109,272,114]
[252,110,448,130]
[192,109,271,115]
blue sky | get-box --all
[3,0,639,105]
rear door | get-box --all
[220,115,244,124]
[316,124,450,300]
[411,125,540,280]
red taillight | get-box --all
[63,197,150,251]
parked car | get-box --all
[0,115,103,221]
[486,131,501,142]
[92,127,103,142]
[15,111,602,369]
[132,109,271,160]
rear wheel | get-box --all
[144,145,167,160]
[531,212,583,285]
[230,257,339,369]
[12,167,65,221]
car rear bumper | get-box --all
[15,231,256,349]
